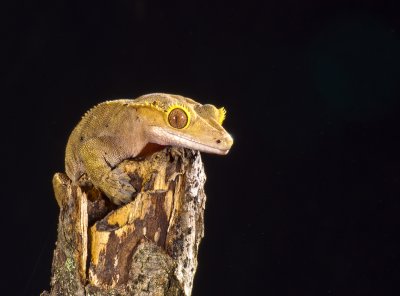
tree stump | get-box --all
[41,147,207,296]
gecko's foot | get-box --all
[102,167,136,205]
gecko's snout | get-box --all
[215,133,234,154]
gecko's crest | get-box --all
[134,101,165,113]
[218,107,227,125]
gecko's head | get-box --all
[134,93,234,155]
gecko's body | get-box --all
[65,93,233,204]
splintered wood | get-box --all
[42,148,207,296]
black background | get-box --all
[3,0,400,295]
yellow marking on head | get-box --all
[134,101,165,113]
[166,103,191,129]
[218,107,227,125]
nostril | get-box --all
[216,139,221,144]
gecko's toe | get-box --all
[102,167,137,205]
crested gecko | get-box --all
[65,93,233,204]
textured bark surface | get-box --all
[41,147,207,296]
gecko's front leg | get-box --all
[79,137,136,205]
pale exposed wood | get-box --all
[42,147,206,296]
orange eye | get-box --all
[168,108,188,129]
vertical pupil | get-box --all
[168,108,188,129]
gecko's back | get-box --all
[65,99,134,182]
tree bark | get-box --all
[41,147,207,296]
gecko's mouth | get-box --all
[149,127,231,155]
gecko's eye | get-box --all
[168,108,189,129]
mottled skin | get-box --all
[65,93,233,204]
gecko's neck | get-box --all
[135,143,166,158]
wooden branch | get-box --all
[41,147,207,296]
